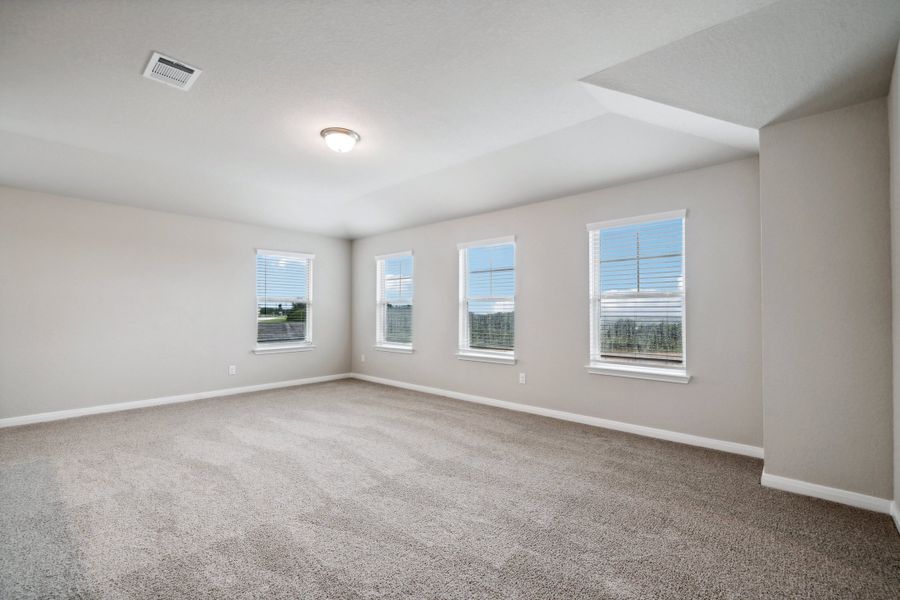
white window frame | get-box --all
[586,210,690,383]
[374,250,414,354]
[457,235,517,365]
[252,248,316,355]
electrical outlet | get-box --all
[361,354,366,363]
[518,373,526,384]
[228,365,237,376]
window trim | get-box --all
[585,210,689,383]
[252,343,317,355]
[585,362,690,384]
[373,344,414,354]
[374,250,414,352]
[585,209,687,232]
[254,248,315,353]
[457,235,517,364]
[457,235,516,250]
[456,349,517,365]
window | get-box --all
[254,249,314,353]
[587,211,689,383]
[375,252,414,352]
[457,236,516,364]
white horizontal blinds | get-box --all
[256,251,312,344]
[463,242,515,352]
[376,254,413,346]
[591,215,684,365]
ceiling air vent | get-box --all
[142,52,201,91]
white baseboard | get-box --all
[760,469,892,514]
[891,501,899,533]
[350,373,764,458]
[0,373,352,428]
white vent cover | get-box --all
[142,52,201,90]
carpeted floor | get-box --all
[1,380,898,599]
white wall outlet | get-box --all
[519,373,526,384]
[228,365,237,376]
[361,354,366,363]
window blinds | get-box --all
[589,213,684,366]
[256,250,313,345]
[376,253,413,347]
[460,240,515,352]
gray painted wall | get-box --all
[0,187,352,419]
[351,158,763,447]
[760,99,893,500]
[4,101,895,506]
[890,41,900,508]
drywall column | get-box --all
[760,99,893,500]
[889,41,900,518]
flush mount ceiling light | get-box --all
[320,127,360,153]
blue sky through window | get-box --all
[466,243,514,314]
[256,254,309,307]
[597,218,682,295]
[382,255,413,304]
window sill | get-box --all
[252,343,316,355]
[373,344,414,354]
[586,362,691,384]
[456,351,516,365]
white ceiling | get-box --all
[0,1,893,238]
[585,0,900,128]
[342,114,750,236]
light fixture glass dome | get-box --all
[320,127,360,153]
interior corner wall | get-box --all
[890,40,900,508]
[0,187,352,420]
[760,99,893,500]
[351,158,763,448]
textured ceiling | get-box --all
[0,0,891,237]
[342,114,750,236]
[585,0,900,128]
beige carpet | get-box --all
[1,379,898,599]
